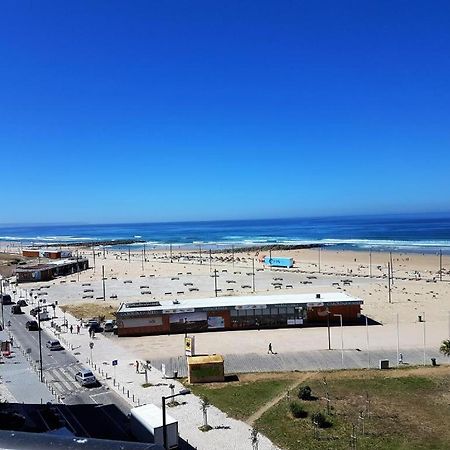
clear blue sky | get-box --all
[1,1,449,224]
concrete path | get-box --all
[0,339,53,404]
[151,347,444,378]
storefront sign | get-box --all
[307,302,324,307]
[235,304,267,310]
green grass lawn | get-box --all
[187,367,450,449]
[257,370,450,450]
[188,377,295,421]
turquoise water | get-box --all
[1,214,450,253]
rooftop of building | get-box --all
[117,292,363,315]
[16,257,88,272]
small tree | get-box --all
[199,396,212,431]
[289,401,307,418]
[440,339,450,357]
[298,385,313,401]
[311,411,328,428]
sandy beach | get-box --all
[3,244,448,364]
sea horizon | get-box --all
[1,213,450,254]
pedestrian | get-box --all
[268,343,274,354]
[9,336,13,347]
[77,324,80,334]
[70,324,73,334]
[399,353,403,364]
[136,360,139,373]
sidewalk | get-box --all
[0,341,53,404]
[41,308,280,450]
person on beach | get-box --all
[70,324,73,334]
[268,343,274,354]
[77,324,80,334]
[136,360,140,373]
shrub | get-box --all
[311,411,330,428]
[298,385,313,401]
[289,401,307,418]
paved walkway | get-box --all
[151,347,444,378]
[0,339,53,404]
[41,308,280,450]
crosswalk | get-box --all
[43,363,87,398]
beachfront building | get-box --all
[116,292,363,337]
[22,249,72,259]
[16,258,89,283]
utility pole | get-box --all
[37,308,43,382]
[389,251,394,285]
[326,309,331,350]
[92,246,96,273]
[213,269,218,297]
[0,277,4,330]
[366,315,370,369]
[102,265,106,301]
[252,258,255,293]
[422,312,426,366]
[209,249,212,272]
[318,247,321,273]
[387,262,392,304]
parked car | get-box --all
[87,320,103,333]
[30,307,39,317]
[46,340,63,351]
[26,320,39,331]
[103,320,116,332]
[75,369,98,387]
[11,305,23,314]
[17,299,28,307]
[1,295,13,305]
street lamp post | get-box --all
[334,314,344,368]
[162,389,191,450]
[37,308,43,382]
[326,309,331,350]
[422,312,426,366]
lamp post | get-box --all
[422,312,426,366]
[326,308,331,350]
[162,389,191,450]
[37,307,43,382]
[0,276,4,330]
[334,314,344,368]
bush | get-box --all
[289,401,307,418]
[311,411,330,428]
[298,385,313,401]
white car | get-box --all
[46,340,63,351]
[75,368,98,387]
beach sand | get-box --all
[6,245,450,362]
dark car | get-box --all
[17,299,28,307]
[30,307,39,317]
[1,295,13,305]
[26,320,39,331]
[11,305,23,314]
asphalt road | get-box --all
[3,306,133,440]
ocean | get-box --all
[1,214,450,254]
